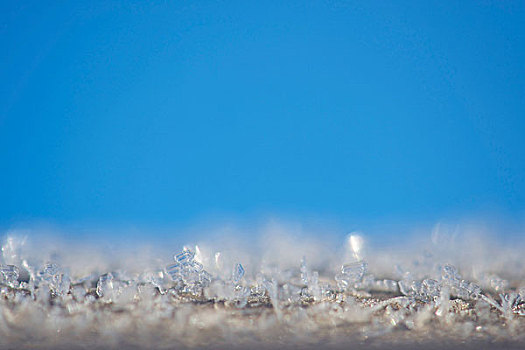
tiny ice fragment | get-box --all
[233,285,251,308]
[192,261,204,273]
[166,263,182,280]
[309,270,321,300]
[460,280,482,298]
[1,236,26,265]
[398,279,412,296]
[39,262,60,282]
[53,273,71,296]
[300,256,308,285]
[175,249,195,266]
[335,273,349,289]
[489,275,509,292]
[441,264,481,299]
[167,247,213,290]
[0,264,19,288]
[421,279,440,299]
[382,279,399,292]
[232,263,245,284]
[97,273,115,299]
[199,270,212,285]
[341,261,367,283]
[441,264,461,283]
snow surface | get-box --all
[1,224,524,349]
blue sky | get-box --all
[1,1,524,231]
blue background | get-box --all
[1,1,524,234]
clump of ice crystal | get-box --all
[0,230,524,349]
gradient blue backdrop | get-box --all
[1,1,524,228]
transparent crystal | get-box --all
[341,261,367,283]
[38,262,60,282]
[441,264,481,299]
[0,264,19,288]
[1,236,26,265]
[199,270,213,285]
[421,279,440,299]
[489,275,509,292]
[52,272,71,296]
[232,263,245,284]
[300,256,308,285]
[233,285,251,307]
[34,262,71,296]
[97,273,115,300]
[382,279,399,292]
[441,264,461,283]
[309,270,322,300]
[192,261,204,272]
[166,262,183,281]
[175,249,195,266]
[335,273,349,289]
[166,248,213,292]
[398,279,412,296]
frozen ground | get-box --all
[0,223,524,349]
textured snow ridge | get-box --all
[0,231,524,349]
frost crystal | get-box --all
[35,262,71,296]
[300,256,308,285]
[441,264,481,299]
[175,249,195,266]
[0,264,19,288]
[232,263,245,284]
[1,236,25,265]
[166,247,213,294]
[0,232,523,349]
[335,260,367,290]
[341,261,367,281]
[97,273,115,299]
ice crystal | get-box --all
[0,231,523,349]
[300,256,308,285]
[232,263,245,284]
[441,264,481,299]
[35,262,71,296]
[335,260,367,290]
[0,264,19,288]
[341,261,367,281]
[166,247,214,295]
[96,273,115,299]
